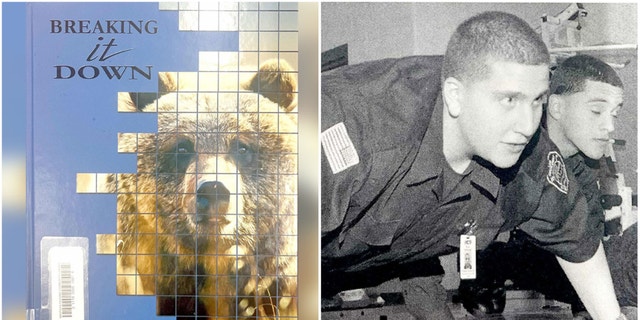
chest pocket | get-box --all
[346,148,411,247]
[349,213,401,247]
[445,196,506,251]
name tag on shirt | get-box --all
[460,235,476,279]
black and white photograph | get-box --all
[321,3,637,319]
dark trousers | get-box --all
[604,223,637,307]
[323,258,455,319]
[487,233,585,310]
[473,227,637,311]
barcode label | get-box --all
[49,246,85,320]
[59,263,74,318]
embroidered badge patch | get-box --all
[547,151,569,194]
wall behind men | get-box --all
[322,2,638,194]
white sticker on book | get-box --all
[321,122,360,174]
[49,246,85,320]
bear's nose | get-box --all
[196,181,230,220]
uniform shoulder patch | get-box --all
[321,122,360,174]
[546,151,569,194]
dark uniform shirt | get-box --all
[321,56,602,275]
[502,137,604,263]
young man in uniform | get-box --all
[321,11,625,320]
[460,55,636,319]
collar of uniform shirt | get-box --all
[405,95,501,199]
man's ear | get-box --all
[442,77,463,118]
[547,94,564,121]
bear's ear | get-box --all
[243,59,298,112]
[117,72,178,112]
[157,72,179,93]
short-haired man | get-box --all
[321,11,625,320]
[460,54,636,319]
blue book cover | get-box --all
[21,2,311,319]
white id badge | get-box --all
[459,235,476,280]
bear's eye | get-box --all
[175,140,195,173]
[174,138,195,154]
[232,141,256,168]
[158,137,195,174]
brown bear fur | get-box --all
[111,59,297,319]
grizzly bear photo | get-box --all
[105,59,298,319]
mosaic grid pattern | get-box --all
[77,3,298,318]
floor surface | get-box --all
[322,289,575,319]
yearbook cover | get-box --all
[25,2,303,319]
